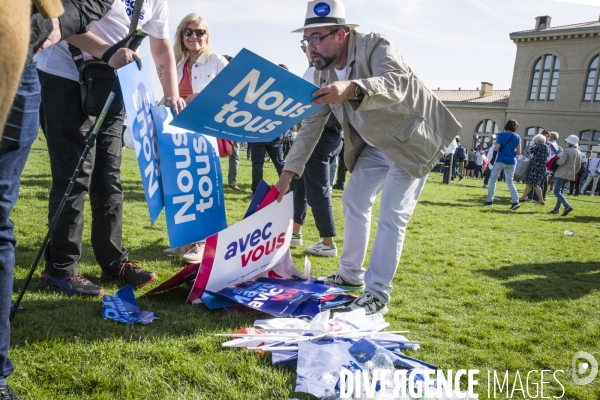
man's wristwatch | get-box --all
[352,84,365,101]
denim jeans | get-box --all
[0,62,40,384]
[553,178,570,211]
[337,146,426,303]
[227,141,240,185]
[291,131,342,238]
[486,162,519,203]
[250,136,285,193]
[38,71,128,277]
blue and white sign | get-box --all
[151,106,227,248]
[171,48,322,143]
[118,58,164,224]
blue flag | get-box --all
[117,58,164,224]
[102,286,158,325]
[171,48,322,143]
[151,106,227,248]
[349,338,437,370]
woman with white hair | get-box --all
[519,133,550,204]
[550,135,582,216]
[163,13,228,263]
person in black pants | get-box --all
[290,115,342,257]
[248,136,286,198]
[333,134,347,190]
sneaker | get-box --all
[37,271,104,297]
[562,206,573,216]
[306,241,337,257]
[482,185,487,188]
[510,202,520,210]
[459,175,463,181]
[333,182,344,190]
[181,241,206,264]
[163,242,196,257]
[100,260,157,288]
[229,183,241,191]
[349,291,389,315]
[483,201,493,206]
[549,209,559,214]
[290,233,303,246]
[0,385,19,400]
[493,196,501,201]
[318,273,365,291]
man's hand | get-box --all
[275,171,296,202]
[108,48,142,69]
[37,18,61,53]
[165,96,186,115]
[311,81,357,105]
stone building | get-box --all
[435,16,600,154]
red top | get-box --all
[178,61,194,100]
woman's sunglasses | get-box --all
[183,28,206,38]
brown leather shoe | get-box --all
[229,183,241,191]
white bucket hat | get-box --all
[292,0,359,33]
[565,135,579,147]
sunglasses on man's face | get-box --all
[183,28,206,38]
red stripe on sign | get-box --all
[187,233,219,303]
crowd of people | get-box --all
[448,123,595,214]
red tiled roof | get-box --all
[433,90,510,105]
[511,20,600,36]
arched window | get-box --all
[579,129,600,154]
[524,126,545,147]
[473,119,499,148]
[529,54,560,101]
[583,55,599,102]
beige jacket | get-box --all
[554,147,582,181]
[284,31,461,179]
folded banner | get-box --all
[151,106,227,248]
[117,58,164,224]
[187,192,294,303]
[171,48,322,143]
[102,286,158,325]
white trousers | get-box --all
[338,146,426,303]
[582,172,599,195]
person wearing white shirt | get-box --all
[581,152,600,196]
[35,0,184,297]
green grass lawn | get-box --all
[8,137,600,399]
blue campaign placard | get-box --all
[171,48,322,143]
[117,58,164,224]
[151,106,228,248]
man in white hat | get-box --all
[275,0,461,314]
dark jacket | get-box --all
[28,0,114,62]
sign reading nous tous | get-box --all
[118,58,164,224]
[171,48,322,143]
[151,106,227,248]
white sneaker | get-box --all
[163,242,196,256]
[306,241,337,257]
[182,241,206,264]
[290,233,302,246]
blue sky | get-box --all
[141,0,600,98]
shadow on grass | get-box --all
[476,261,600,301]
[9,284,265,346]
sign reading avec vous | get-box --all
[171,48,322,143]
